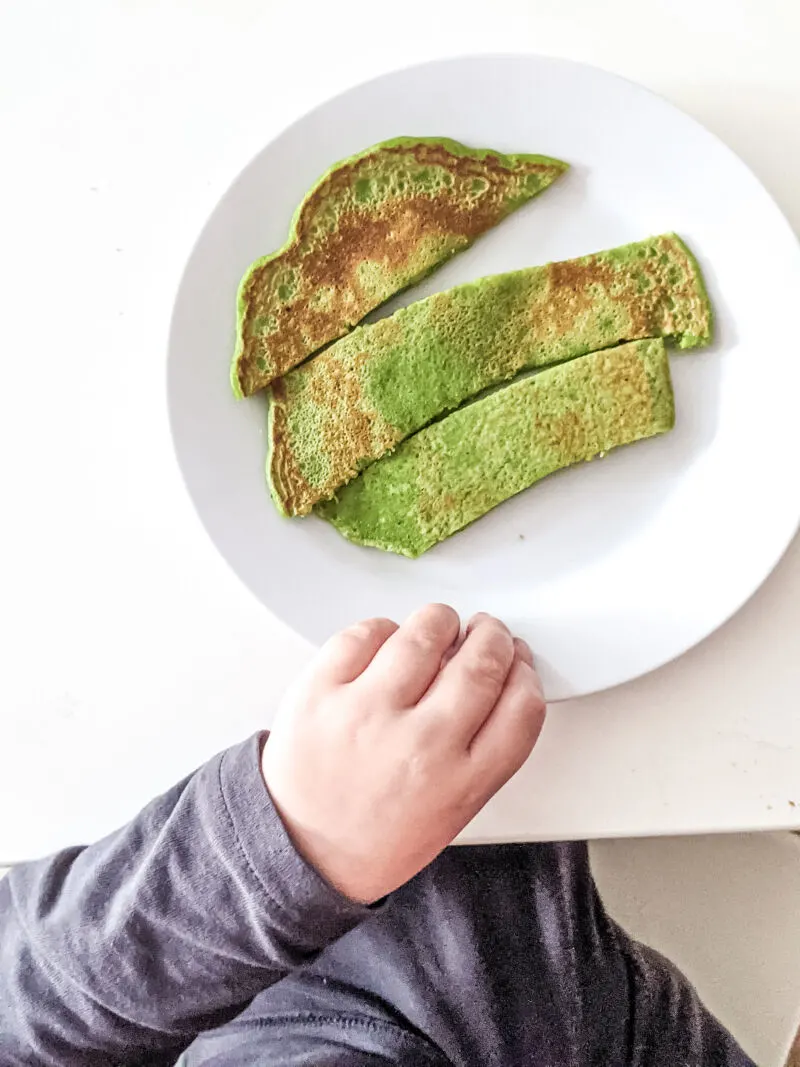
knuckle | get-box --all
[406,626,442,657]
[468,651,509,686]
[463,630,513,686]
[480,644,509,678]
[405,604,459,652]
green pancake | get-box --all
[317,339,675,557]
[269,234,710,515]
[231,137,568,397]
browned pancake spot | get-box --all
[237,144,562,393]
[273,351,397,515]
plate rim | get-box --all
[166,52,800,700]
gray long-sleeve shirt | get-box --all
[0,733,755,1066]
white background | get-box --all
[3,1,800,1062]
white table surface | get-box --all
[2,0,800,862]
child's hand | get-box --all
[261,604,546,904]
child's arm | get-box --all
[0,606,545,1065]
[0,734,374,1066]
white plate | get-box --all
[168,55,800,701]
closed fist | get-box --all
[261,604,546,904]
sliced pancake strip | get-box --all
[232,137,568,397]
[269,234,710,515]
[316,338,675,557]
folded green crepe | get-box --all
[317,338,675,557]
[231,137,567,397]
[269,234,710,515]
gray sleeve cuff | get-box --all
[217,733,377,952]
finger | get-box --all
[471,619,534,669]
[364,603,460,705]
[469,656,546,787]
[513,636,534,668]
[422,614,515,743]
[465,611,492,634]
[441,626,467,667]
[314,618,399,685]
